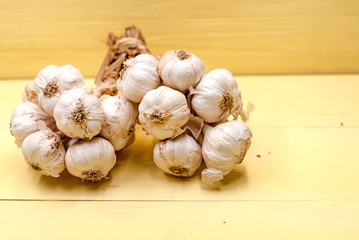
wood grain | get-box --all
[1,0,359,79]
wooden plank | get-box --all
[1,0,359,79]
[0,200,358,240]
[1,76,359,200]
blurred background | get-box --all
[1,0,359,79]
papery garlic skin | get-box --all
[116,54,161,103]
[191,69,242,123]
[153,134,202,177]
[100,95,138,151]
[159,50,205,92]
[139,86,190,140]
[10,101,56,147]
[65,137,116,182]
[21,130,66,177]
[53,88,104,139]
[201,121,252,184]
[33,65,85,116]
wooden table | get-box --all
[1,75,358,239]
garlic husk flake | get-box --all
[100,95,138,151]
[65,137,116,182]
[139,86,190,140]
[191,69,242,123]
[53,88,104,139]
[21,130,66,177]
[201,121,252,184]
[10,101,56,147]
[153,134,202,177]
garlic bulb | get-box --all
[190,69,242,123]
[100,95,138,151]
[65,137,116,182]
[116,54,161,103]
[53,88,104,139]
[201,121,252,184]
[153,134,202,177]
[159,50,205,92]
[21,130,65,177]
[139,86,190,140]
[33,65,85,116]
[10,101,56,147]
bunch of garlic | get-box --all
[10,64,122,182]
[10,46,253,186]
[127,50,252,184]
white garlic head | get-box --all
[139,86,190,140]
[191,69,242,123]
[153,134,202,177]
[53,88,104,139]
[65,137,116,182]
[33,65,85,116]
[116,54,161,103]
[21,130,66,177]
[201,121,252,184]
[100,95,138,151]
[10,101,56,147]
[159,50,205,92]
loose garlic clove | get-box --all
[153,134,202,177]
[100,95,138,151]
[10,101,56,147]
[21,130,66,177]
[33,65,85,116]
[139,86,190,140]
[159,50,205,92]
[65,137,116,182]
[201,121,252,184]
[53,88,104,139]
[116,54,161,103]
[190,69,243,123]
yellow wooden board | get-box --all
[1,0,359,79]
[1,75,359,239]
[0,200,358,240]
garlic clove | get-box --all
[116,54,161,103]
[21,130,66,177]
[53,88,104,139]
[201,167,224,184]
[159,50,205,92]
[153,134,202,177]
[10,101,56,147]
[99,95,138,151]
[191,69,243,123]
[201,121,252,184]
[139,86,190,140]
[65,137,116,182]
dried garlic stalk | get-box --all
[94,26,150,97]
